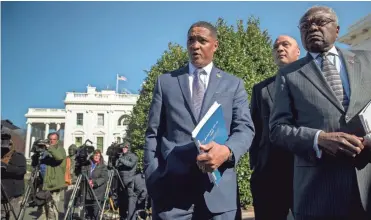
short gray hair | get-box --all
[300,5,339,26]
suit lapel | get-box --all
[299,53,344,112]
[338,48,361,115]
[199,66,222,120]
[266,79,275,102]
[177,65,197,122]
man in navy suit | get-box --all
[144,21,255,219]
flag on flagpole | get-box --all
[117,75,127,81]
[116,74,127,93]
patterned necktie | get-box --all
[192,68,206,120]
[320,52,349,110]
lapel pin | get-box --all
[216,73,222,78]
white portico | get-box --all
[338,13,371,49]
[25,109,66,158]
[25,85,139,159]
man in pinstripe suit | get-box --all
[269,6,371,220]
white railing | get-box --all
[29,108,65,113]
[65,92,139,104]
[73,93,88,98]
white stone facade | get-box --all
[25,85,139,159]
[338,14,371,50]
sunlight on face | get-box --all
[93,153,100,163]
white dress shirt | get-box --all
[188,62,213,97]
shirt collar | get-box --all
[309,46,339,59]
[188,62,213,76]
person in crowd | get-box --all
[37,132,66,220]
[85,149,108,220]
[144,21,254,219]
[116,142,138,220]
[269,5,371,220]
[1,127,27,220]
[249,35,300,220]
[64,144,78,213]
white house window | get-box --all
[116,137,121,143]
[75,137,82,146]
[97,136,104,152]
[118,115,130,126]
[97,113,104,126]
[76,113,84,126]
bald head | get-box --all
[273,35,300,67]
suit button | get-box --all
[345,115,350,120]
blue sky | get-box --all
[2,1,371,128]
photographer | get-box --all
[116,142,138,220]
[63,144,77,213]
[85,149,108,220]
[1,129,26,220]
[36,132,66,220]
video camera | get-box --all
[30,139,49,154]
[106,143,124,168]
[29,139,49,167]
[1,129,12,165]
[1,131,11,142]
[1,129,12,153]
[75,139,95,174]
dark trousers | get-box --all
[294,213,368,220]
[293,198,368,220]
[152,193,241,220]
[250,174,292,220]
[118,181,135,220]
[85,200,100,220]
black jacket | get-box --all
[86,161,108,201]
[116,152,138,185]
[1,152,27,199]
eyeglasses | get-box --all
[298,19,335,30]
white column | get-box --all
[44,123,50,139]
[56,123,61,131]
[25,123,32,159]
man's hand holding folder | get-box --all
[196,141,230,173]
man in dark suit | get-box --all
[144,21,255,219]
[269,6,371,220]
[249,35,300,220]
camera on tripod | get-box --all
[31,139,49,153]
[1,130,12,159]
[106,143,124,168]
[1,131,11,142]
[30,139,49,167]
[75,139,95,174]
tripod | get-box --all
[16,164,41,220]
[1,183,18,220]
[64,168,103,220]
[99,166,125,220]
[134,195,152,220]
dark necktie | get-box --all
[320,52,349,110]
[192,69,206,120]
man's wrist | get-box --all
[225,146,234,163]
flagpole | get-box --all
[116,74,118,93]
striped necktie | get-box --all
[192,68,206,120]
[320,52,349,110]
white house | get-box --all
[338,13,371,50]
[25,85,139,159]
